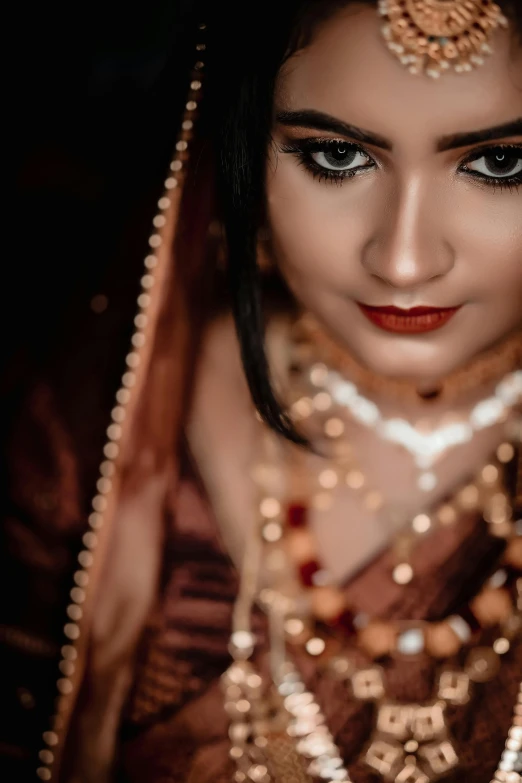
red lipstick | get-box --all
[357,304,460,334]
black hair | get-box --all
[206,0,522,443]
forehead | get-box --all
[277,6,522,143]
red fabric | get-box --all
[118,476,522,783]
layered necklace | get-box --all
[223,325,522,783]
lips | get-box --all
[357,304,461,334]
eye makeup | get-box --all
[279,137,377,184]
[279,136,522,192]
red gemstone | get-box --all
[299,559,321,586]
[288,503,308,528]
[332,609,357,637]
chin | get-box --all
[335,326,476,385]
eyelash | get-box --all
[280,138,373,185]
[280,138,522,192]
[460,143,522,193]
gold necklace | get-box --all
[284,332,521,584]
[224,410,522,783]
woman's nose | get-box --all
[361,178,455,290]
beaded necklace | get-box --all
[224,345,522,783]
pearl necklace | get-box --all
[316,365,522,492]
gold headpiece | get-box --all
[379,0,509,78]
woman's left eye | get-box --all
[310,143,373,172]
[463,147,522,179]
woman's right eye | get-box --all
[310,142,374,172]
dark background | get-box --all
[10,0,201,392]
[3,5,205,775]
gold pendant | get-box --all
[366,700,459,782]
[379,0,509,78]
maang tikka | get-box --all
[379,0,509,78]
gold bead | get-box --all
[259,497,281,519]
[59,660,75,677]
[66,605,82,621]
[92,495,107,512]
[493,637,510,655]
[70,587,85,604]
[284,618,305,638]
[358,621,397,659]
[324,417,345,438]
[346,470,365,490]
[88,512,103,529]
[305,637,326,656]
[412,513,431,534]
[392,563,414,585]
[318,469,338,489]
[425,622,461,658]
[497,442,515,463]
[103,441,119,459]
[78,551,93,568]
[472,587,512,627]
[309,586,345,621]
[73,571,89,587]
[261,521,282,542]
[437,504,457,526]
[96,477,112,494]
[106,423,122,440]
[61,645,77,660]
[312,391,332,411]
[42,731,59,746]
[481,464,499,485]
[121,371,136,388]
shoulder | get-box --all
[186,312,290,564]
[189,311,292,436]
[189,314,252,437]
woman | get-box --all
[6,1,521,782]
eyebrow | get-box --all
[275,109,392,150]
[436,119,522,151]
[276,109,522,153]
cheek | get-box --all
[451,190,522,305]
[266,156,375,291]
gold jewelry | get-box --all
[225,427,522,782]
[224,352,522,782]
[378,0,510,78]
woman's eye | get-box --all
[465,149,522,179]
[310,143,372,172]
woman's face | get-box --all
[266,5,522,385]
